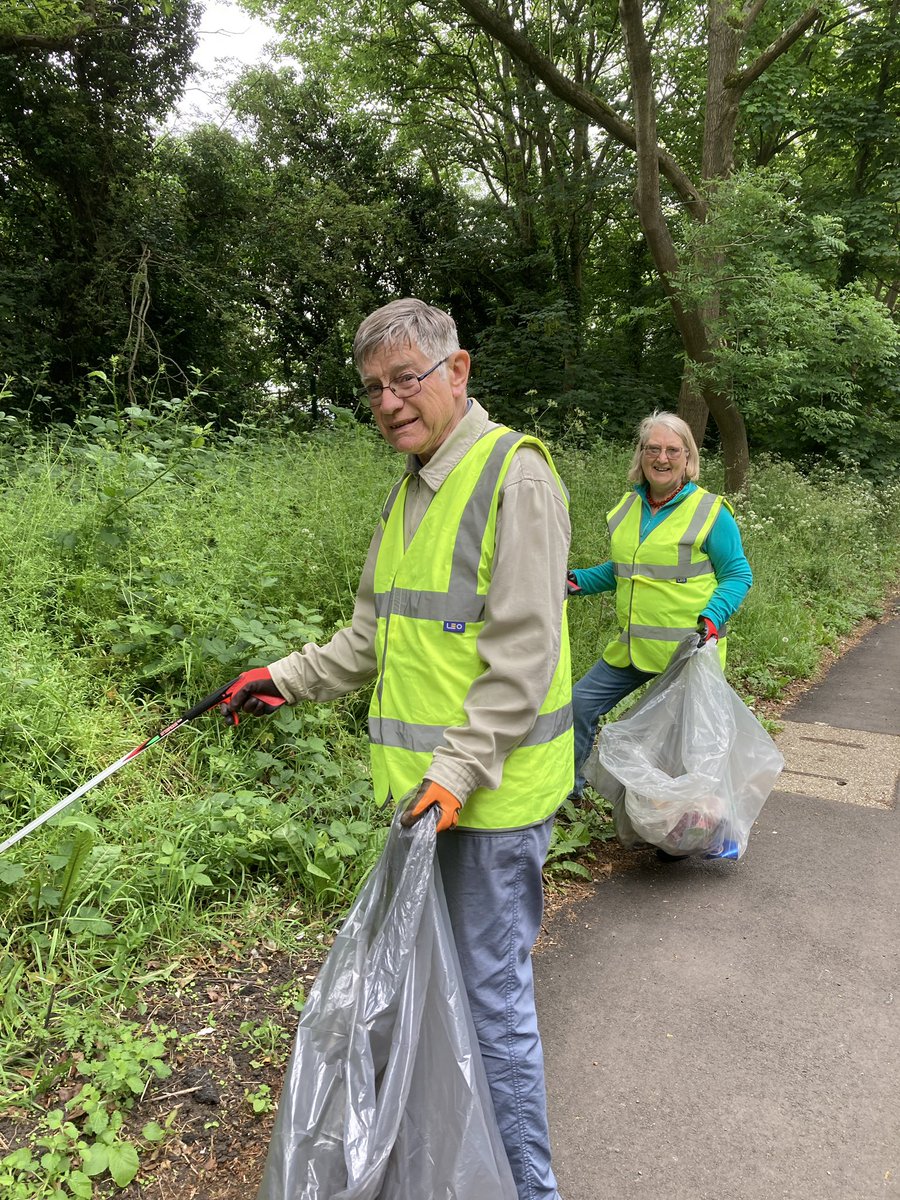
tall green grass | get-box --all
[2,404,900,1197]
[0,413,400,1167]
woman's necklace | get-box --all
[647,479,687,512]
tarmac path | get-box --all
[538,606,900,1200]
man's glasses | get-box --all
[643,444,684,460]
[359,358,448,406]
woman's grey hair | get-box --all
[626,410,700,485]
[353,298,460,372]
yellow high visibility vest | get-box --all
[369,427,573,830]
[604,486,730,674]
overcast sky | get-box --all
[169,0,280,129]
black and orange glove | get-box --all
[399,780,462,833]
[566,569,582,597]
[696,617,719,646]
[219,667,287,726]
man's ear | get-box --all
[447,349,471,397]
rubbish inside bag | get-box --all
[585,638,784,860]
[255,807,518,1200]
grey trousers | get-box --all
[437,815,561,1200]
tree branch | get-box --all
[0,32,78,54]
[733,5,820,93]
[451,0,706,212]
[742,0,768,31]
[0,11,119,57]
[618,0,685,286]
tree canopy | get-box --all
[1,0,897,480]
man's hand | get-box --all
[696,617,719,646]
[219,667,287,726]
[400,780,462,833]
[566,569,582,597]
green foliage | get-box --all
[3,0,899,459]
[0,1090,143,1195]
[0,407,401,1193]
[545,798,614,882]
[2,404,900,1195]
[0,1,200,415]
[674,169,900,472]
[741,1,900,288]
[721,456,900,692]
[71,1022,173,1101]
[0,1018,174,1198]
[1,1,116,45]
[239,1017,289,1055]
[242,0,651,427]
[141,69,471,423]
[243,1083,275,1114]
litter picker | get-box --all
[0,676,266,856]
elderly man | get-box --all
[223,297,573,1200]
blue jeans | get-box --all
[572,657,656,794]
[437,817,560,1200]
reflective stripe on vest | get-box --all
[604,486,729,674]
[369,426,573,830]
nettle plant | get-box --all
[0,1018,175,1198]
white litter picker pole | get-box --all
[0,677,240,856]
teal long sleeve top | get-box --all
[569,482,752,632]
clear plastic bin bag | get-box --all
[584,638,784,860]
[255,807,518,1200]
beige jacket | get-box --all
[269,398,571,803]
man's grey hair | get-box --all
[626,410,701,484]
[353,298,460,372]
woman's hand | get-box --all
[696,617,718,646]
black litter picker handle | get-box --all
[181,676,241,722]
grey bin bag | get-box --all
[255,807,518,1200]
[585,638,784,859]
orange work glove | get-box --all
[399,780,462,833]
[219,666,286,726]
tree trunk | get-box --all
[708,389,750,494]
[453,0,820,493]
[702,1,743,180]
[681,4,745,450]
[677,380,709,446]
[620,0,750,490]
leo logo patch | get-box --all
[443,620,466,633]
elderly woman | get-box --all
[567,411,752,800]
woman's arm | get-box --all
[569,562,616,594]
[701,507,753,629]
